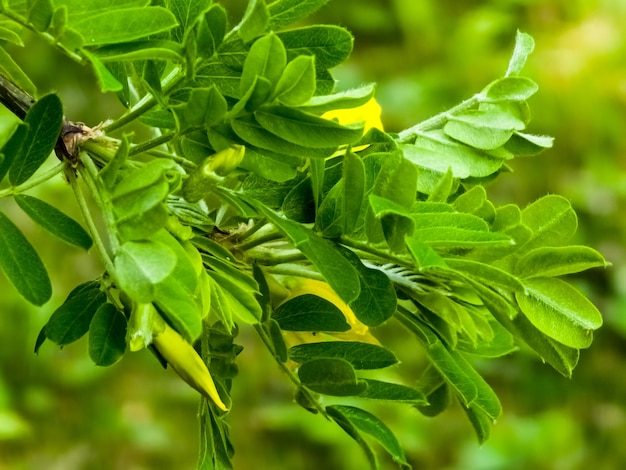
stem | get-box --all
[264,264,324,281]
[66,165,116,278]
[103,67,184,133]
[249,251,308,266]
[253,323,328,418]
[397,94,480,143]
[0,162,65,197]
[77,152,120,255]
[236,231,284,252]
[129,132,175,156]
[339,236,413,267]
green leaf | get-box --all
[114,239,177,303]
[28,0,53,31]
[327,405,410,468]
[504,132,554,156]
[231,115,335,158]
[277,25,353,69]
[205,268,262,324]
[288,341,398,369]
[252,205,361,303]
[51,0,150,23]
[196,4,227,59]
[268,0,330,30]
[14,194,92,250]
[481,77,538,102]
[88,303,127,366]
[0,123,28,184]
[341,150,366,234]
[73,7,178,46]
[183,86,228,127]
[83,50,123,92]
[327,406,378,470]
[255,105,364,148]
[0,211,52,306]
[505,30,535,77]
[520,195,577,252]
[0,46,37,96]
[515,245,607,278]
[358,379,427,404]
[90,40,184,63]
[9,94,63,186]
[275,55,316,106]
[410,228,513,249]
[0,26,24,45]
[240,33,286,94]
[298,358,366,396]
[444,108,524,150]
[401,130,504,179]
[516,277,603,349]
[273,294,350,332]
[406,238,447,269]
[45,281,106,345]
[153,277,203,341]
[268,319,288,362]
[339,246,397,327]
[297,83,376,114]
[168,0,207,43]
[445,258,524,293]
[235,0,269,43]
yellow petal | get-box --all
[322,97,384,133]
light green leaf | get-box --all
[275,55,316,106]
[327,405,410,468]
[506,30,535,77]
[9,94,62,186]
[0,46,37,96]
[342,150,366,234]
[193,61,242,99]
[183,86,228,127]
[45,281,106,345]
[51,0,150,23]
[240,33,286,94]
[28,0,53,31]
[73,7,178,46]
[277,25,353,69]
[154,276,203,341]
[82,50,123,92]
[90,40,184,63]
[481,77,538,102]
[444,108,524,150]
[327,405,378,469]
[0,26,24,45]
[255,105,364,148]
[196,4,226,59]
[235,0,269,43]
[410,227,513,249]
[298,358,366,396]
[168,0,207,43]
[273,294,350,332]
[406,237,447,269]
[297,83,375,114]
[268,0,330,30]
[401,130,504,179]
[445,258,524,293]
[516,277,602,348]
[0,211,51,306]
[88,303,127,366]
[520,195,577,251]
[14,195,92,250]
[114,239,177,303]
[515,245,607,278]
[205,268,261,324]
[504,132,554,156]
[288,341,398,370]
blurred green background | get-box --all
[1,0,625,468]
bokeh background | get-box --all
[1,0,625,468]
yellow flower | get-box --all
[322,97,384,134]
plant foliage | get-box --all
[0,1,608,468]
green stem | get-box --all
[0,162,65,197]
[264,264,324,281]
[249,251,308,266]
[236,231,284,252]
[253,323,328,418]
[397,94,480,143]
[66,165,116,278]
[339,237,413,267]
[103,68,184,133]
[129,132,175,156]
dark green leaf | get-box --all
[89,303,127,366]
[327,405,378,470]
[45,281,106,345]
[73,7,178,46]
[277,25,353,69]
[327,405,410,468]
[14,194,92,250]
[268,0,330,30]
[268,319,288,362]
[9,94,63,186]
[205,268,262,324]
[0,211,51,306]
[273,294,350,332]
[0,123,28,183]
[255,105,364,148]
[0,47,37,96]
[342,150,366,234]
[196,4,227,59]
[298,358,366,396]
[288,341,398,369]
[358,379,427,404]
[183,86,227,127]
[516,277,602,349]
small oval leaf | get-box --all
[89,303,127,366]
